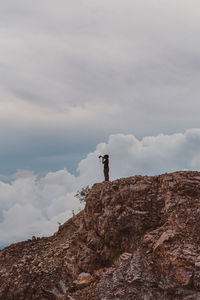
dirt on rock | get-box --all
[1,171,200,299]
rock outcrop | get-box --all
[0,171,200,299]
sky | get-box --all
[0,0,200,246]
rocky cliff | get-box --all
[0,171,200,300]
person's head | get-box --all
[104,154,109,159]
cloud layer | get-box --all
[1,0,200,175]
[1,129,200,246]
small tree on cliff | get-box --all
[75,186,90,203]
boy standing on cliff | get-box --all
[99,154,109,181]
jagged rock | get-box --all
[0,171,200,299]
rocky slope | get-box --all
[0,171,200,299]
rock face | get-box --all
[1,171,200,299]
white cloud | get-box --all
[0,0,200,175]
[1,129,200,246]
[0,169,82,245]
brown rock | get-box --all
[0,171,200,299]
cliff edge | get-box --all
[0,171,200,299]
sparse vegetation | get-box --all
[75,186,90,203]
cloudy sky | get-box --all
[1,0,200,247]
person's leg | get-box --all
[104,168,109,181]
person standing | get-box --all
[99,154,109,181]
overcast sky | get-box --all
[1,0,200,246]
